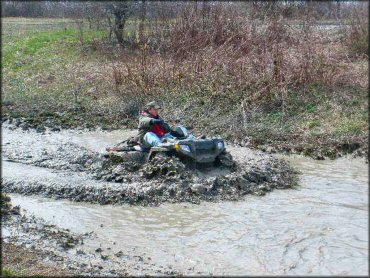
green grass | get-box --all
[306,103,315,113]
[268,112,284,124]
[246,83,368,142]
[2,17,75,42]
[1,268,17,277]
[333,117,367,135]
[2,17,109,113]
[3,28,105,71]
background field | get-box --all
[1,8,368,158]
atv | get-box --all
[104,126,234,168]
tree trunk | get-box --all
[139,0,146,44]
[113,14,125,45]
[107,17,113,40]
[336,0,341,20]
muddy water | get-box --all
[3,124,299,208]
[7,154,368,275]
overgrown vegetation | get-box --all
[2,2,368,158]
[344,5,368,56]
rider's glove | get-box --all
[151,119,164,125]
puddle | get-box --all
[5,155,368,275]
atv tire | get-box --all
[215,150,236,169]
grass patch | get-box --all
[3,28,105,71]
[1,268,17,277]
[333,117,367,135]
[2,18,108,113]
[306,103,315,113]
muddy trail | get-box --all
[2,123,298,206]
[1,198,166,276]
[2,154,368,276]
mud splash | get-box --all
[2,124,298,205]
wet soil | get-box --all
[3,155,367,276]
[2,241,75,276]
[2,196,176,276]
[252,134,368,161]
[3,121,366,276]
[2,113,367,161]
[2,122,299,206]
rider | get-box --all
[137,101,175,148]
[106,101,194,153]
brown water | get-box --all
[6,153,368,275]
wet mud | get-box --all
[2,122,299,206]
[2,120,367,275]
[254,136,368,161]
[2,195,174,276]
[3,155,367,276]
[1,193,20,218]
[3,115,367,161]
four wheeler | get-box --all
[104,125,233,167]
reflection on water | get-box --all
[7,155,368,275]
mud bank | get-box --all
[2,195,86,254]
[2,123,298,206]
[2,241,74,276]
[2,195,174,276]
[253,134,368,161]
[2,114,367,161]
[2,195,87,275]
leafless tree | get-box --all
[139,0,147,44]
[105,2,134,45]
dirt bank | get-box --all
[1,194,82,276]
[2,195,182,276]
[2,96,368,161]
[1,241,75,276]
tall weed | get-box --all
[103,4,350,109]
[343,4,368,56]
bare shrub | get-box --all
[93,3,364,112]
[343,4,369,56]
